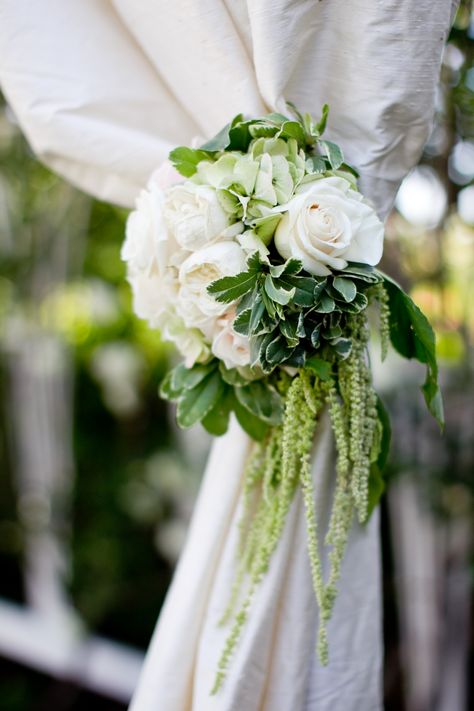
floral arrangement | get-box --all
[121,105,443,691]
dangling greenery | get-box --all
[212,290,388,694]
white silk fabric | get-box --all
[0,2,456,709]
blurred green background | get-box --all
[0,3,473,709]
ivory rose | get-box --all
[176,241,247,330]
[211,308,251,369]
[121,181,174,278]
[163,183,240,251]
[158,308,210,367]
[274,177,384,276]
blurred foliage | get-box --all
[378,3,474,533]
[0,90,205,668]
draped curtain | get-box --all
[0,2,457,709]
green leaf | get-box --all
[269,258,302,278]
[277,120,307,147]
[277,274,317,307]
[201,388,232,436]
[218,363,250,387]
[233,308,251,336]
[171,362,216,392]
[235,380,283,424]
[227,120,255,152]
[332,276,357,303]
[264,275,295,305]
[284,345,306,368]
[311,324,321,348]
[382,273,444,428]
[319,140,344,170]
[343,291,368,313]
[305,356,332,381]
[266,335,296,365]
[247,251,267,274]
[159,370,182,401]
[208,271,258,303]
[169,146,214,178]
[279,318,300,347]
[233,397,269,441]
[342,263,381,283]
[306,155,328,173]
[316,104,329,135]
[314,292,336,313]
[176,371,224,428]
[249,294,267,334]
[332,337,352,358]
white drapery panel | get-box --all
[0,2,456,709]
[0,0,456,216]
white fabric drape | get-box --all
[0,2,456,709]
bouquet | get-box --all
[122,105,443,691]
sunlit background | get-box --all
[0,4,473,710]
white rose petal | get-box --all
[163,183,232,251]
[177,241,247,330]
[274,177,384,276]
[158,308,210,368]
[211,308,251,369]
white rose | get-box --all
[157,308,210,368]
[177,241,247,330]
[163,183,240,251]
[121,182,175,277]
[127,269,178,327]
[211,308,251,369]
[274,177,384,276]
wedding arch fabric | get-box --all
[0,2,456,709]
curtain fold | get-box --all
[0,2,457,708]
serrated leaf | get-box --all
[208,271,257,303]
[169,146,214,178]
[305,356,332,381]
[247,250,267,274]
[333,276,357,303]
[176,370,224,428]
